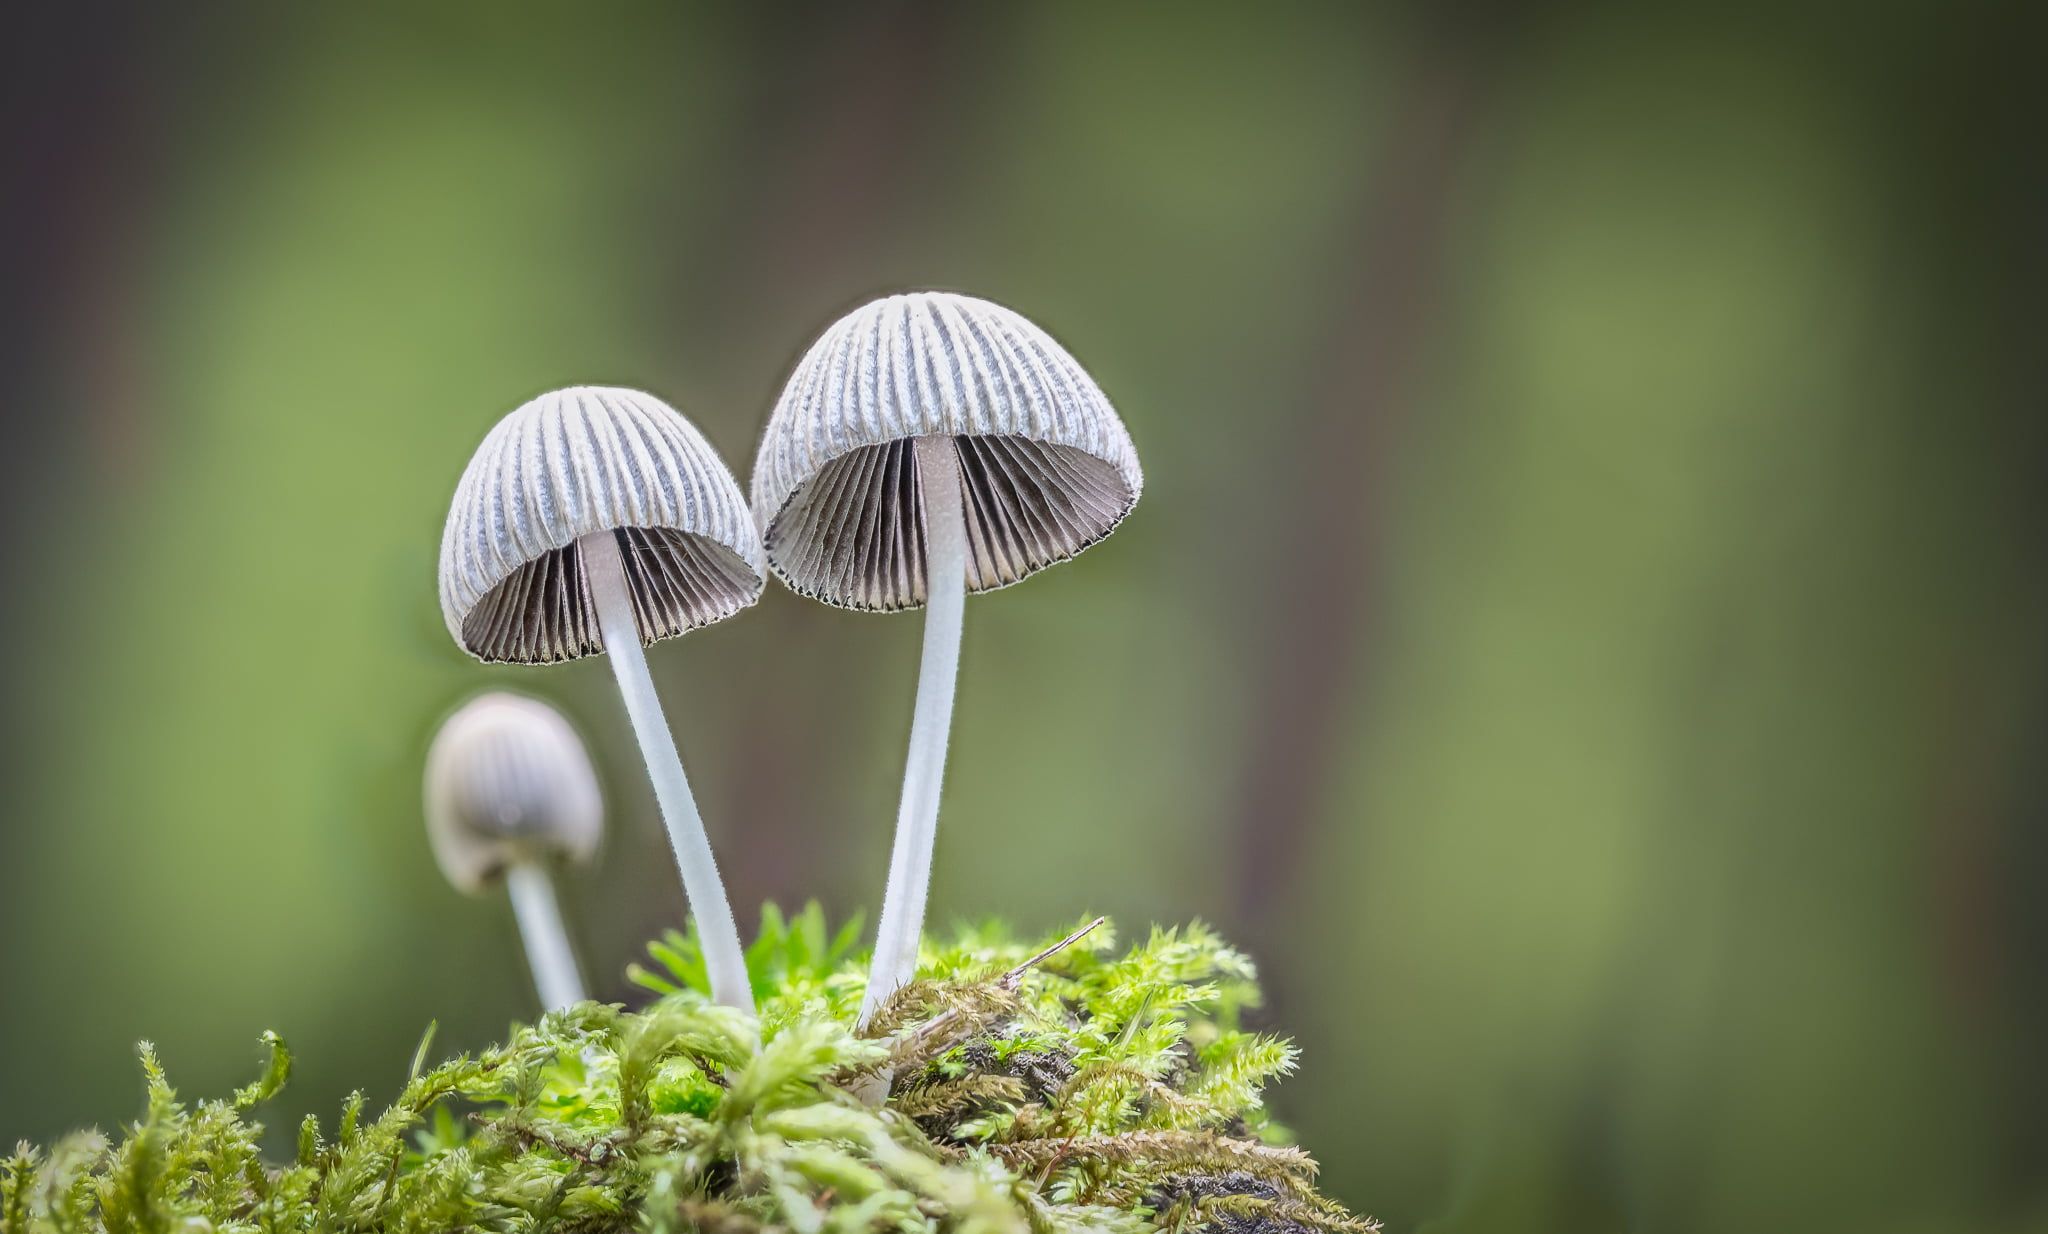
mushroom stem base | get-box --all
[582,529,754,1014]
[860,436,969,1043]
[506,861,585,1012]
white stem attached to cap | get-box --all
[580,529,754,1014]
[504,861,585,1011]
[860,435,968,1032]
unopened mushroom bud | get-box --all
[751,292,1142,1027]
[425,692,603,1011]
[439,386,763,1012]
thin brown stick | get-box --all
[1000,917,1107,989]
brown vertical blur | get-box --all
[0,7,167,941]
[1226,11,1508,987]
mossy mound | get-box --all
[2,911,1373,1234]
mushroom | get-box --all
[440,386,762,1012]
[751,292,1142,1025]
[425,691,603,1011]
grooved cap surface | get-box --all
[439,386,765,663]
[424,692,603,894]
[751,292,1142,611]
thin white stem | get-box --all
[860,436,967,1030]
[581,529,754,1014]
[504,861,585,1012]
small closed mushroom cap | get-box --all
[751,292,1142,611]
[425,692,603,894]
[440,386,765,664]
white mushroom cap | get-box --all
[440,386,765,663]
[424,692,603,895]
[751,292,1142,611]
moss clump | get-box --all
[2,910,1373,1234]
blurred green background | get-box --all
[3,4,2043,1231]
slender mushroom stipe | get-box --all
[580,527,750,1009]
[440,386,764,1012]
[424,691,604,1011]
[869,435,967,1011]
[750,292,1141,1041]
[504,863,583,1011]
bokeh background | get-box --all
[4,5,2044,1231]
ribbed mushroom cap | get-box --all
[751,292,1142,612]
[440,386,765,663]
[424,692,603,895]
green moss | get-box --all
[3,910,1372,1234]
